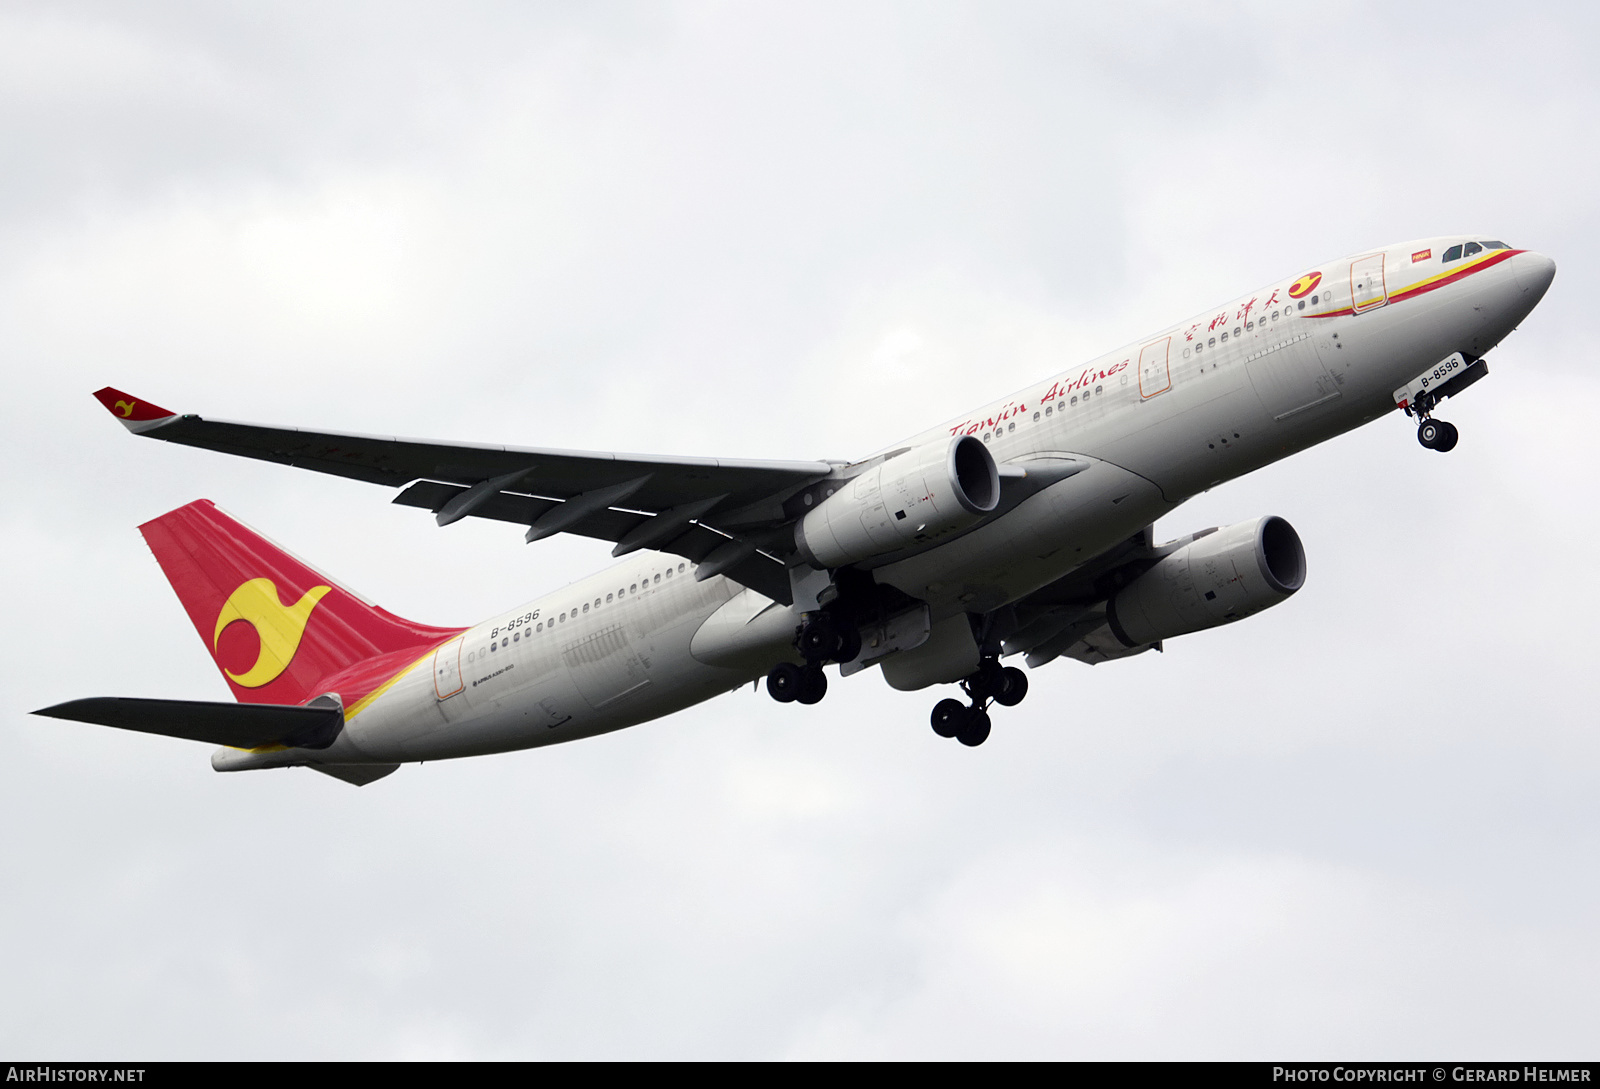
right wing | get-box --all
[95,388,836,603]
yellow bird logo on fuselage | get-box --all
[213,578,332,688]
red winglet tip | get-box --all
[93,387,176,422]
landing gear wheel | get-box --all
[797,615,840,662]
[992,666,1029,708]
[796,666,828,705]
[965,661,1003,701]
[955,707,991,747]
[931,698,967,738]
[766,662,803,703]
[1434,420,1459,452]
[1417,419,1443,450]
[836,625,863,665]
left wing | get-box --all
[94,388,834,603]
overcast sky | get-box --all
[4,1,1597,1059]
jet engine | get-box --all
[1105,515,1306,647]
[795,435,1000,569]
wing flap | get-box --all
[392,479,795,601]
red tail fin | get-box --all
[140,500,461,705]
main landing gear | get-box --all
[765,610,862,707]
[929,659,1028,748]
[765,603,1031,750]
[766,661,827,705]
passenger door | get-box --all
[1350,253,1388,313]
[433,637,464,700]
[1138,336,1172,398]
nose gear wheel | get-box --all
[1417,418,1459,452]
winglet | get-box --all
[93,387,177,431]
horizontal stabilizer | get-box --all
[33,697,343,750]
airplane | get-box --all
[35,236,1556,785]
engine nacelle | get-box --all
[1105,515,1306,647]
[796,435,1000,569]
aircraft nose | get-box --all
[1511,250,1557,300]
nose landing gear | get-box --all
[1397,352,1487,454]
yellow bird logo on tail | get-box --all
[114,400,136,418]
[213,578,332,688]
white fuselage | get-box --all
[281,236,1554,769]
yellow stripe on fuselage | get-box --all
[1392,250,1506,299]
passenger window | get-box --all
[1183,347,1191,358]
[607,593,613,602]
[1442,245,1463,263]
[630,583,637,593]
[1007,422,1015,432]
[1045,405,1053,415]
[1094,385,1102,395]
[678,564,686,573]
[1463,242,1483,257]
[1221,332,1228,342]
[1070,395,1078,405]
[1208,338,1216,347]
[1033,411,1040,421]
[654,574,661,584]
[582,603,588,613]
[1233,327,1241,337]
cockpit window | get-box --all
[1442,245,1463,263]
[1463,241,1483,257]
[1480,240,1508,250]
